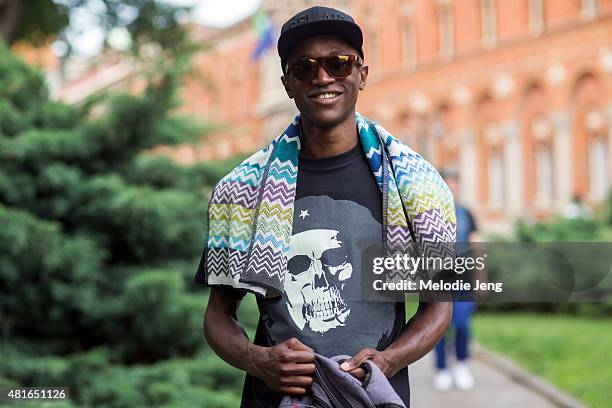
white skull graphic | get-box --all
[284,229,353,333]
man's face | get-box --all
[281,35,368,128]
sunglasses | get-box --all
[284,54,363,82]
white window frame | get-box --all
[480,0,497,48]
[528,0,544,36]
[438,1,454,60]
[581,0,598,20]
[403,19,417,69]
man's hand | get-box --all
[246,337,316,396]
[339,348,397,380]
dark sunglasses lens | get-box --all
[291,60,317,81]
[326,56,353,77]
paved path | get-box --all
[408,351,558,408]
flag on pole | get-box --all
[251,10,275,61]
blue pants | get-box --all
[435,301,475,370]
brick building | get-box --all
[184,0,612,231]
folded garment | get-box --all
[279,353,406,408]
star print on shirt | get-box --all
[299,209,310,219]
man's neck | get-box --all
[299,111,358,159]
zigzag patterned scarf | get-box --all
[203,113,456,297]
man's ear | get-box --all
[358,65,369,91]
[280,75,294,99]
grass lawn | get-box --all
[472,312,612,408]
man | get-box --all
[195,6,456,407]
[433,170,481,391]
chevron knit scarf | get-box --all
[203,113,456,297]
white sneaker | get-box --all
[452,362,475,390]
[433,369,453,391]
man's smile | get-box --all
[308,90,343,105]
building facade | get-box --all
[35,0,610,231]
[184,0,612,231]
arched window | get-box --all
[531,115,555,205]
[522,83,554,209]
[584,107,609,201]
[571,73,608,203]
[399,111,431,159]
[476,96,504,212]
[484,122,504,207]
[432,104,458,169]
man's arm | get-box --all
[203,288,251,372]
[340,300,452,379]
[204,288,316,395]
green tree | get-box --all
[1,0,193,56]
[0,44,252,406]
[0,38,206,354]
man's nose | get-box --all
[312,64,335,85]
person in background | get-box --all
[562,194,594,219]
[433,169,481,391]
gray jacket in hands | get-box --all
[279,354,406,408]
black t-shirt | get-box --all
[197,142,410,407]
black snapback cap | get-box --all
[278,6,364,70]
